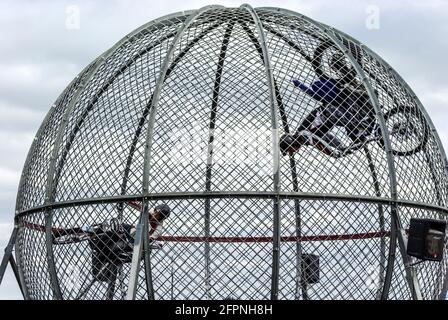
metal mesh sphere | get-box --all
[14,5,448,300]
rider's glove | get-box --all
[81,225,95,233]
[148,239,163,250]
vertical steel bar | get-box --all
[248,22,334,300]
[115,23,222,300]
[440,270,448,300]
[319,27,422,300]
[170,251,175,299]
[13,93,57,300]
[8,256,25,299]
[126,223,145,299]
[257,7,387,299]
[204,21,234,300]
[240,4,281,300]
[143,221,155,300]
[364,146,387,299]
[0,227,18,285]
[12,218,29,300]
[423,150,446,299]
[43,56,109,300]
[37,13,194,300]
[319,22,448,299]
[265,7,422,299]
[126,5,224,300]
[118,24,221,209]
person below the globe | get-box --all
[279,53,376,157]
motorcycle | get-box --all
[283,39,429,158]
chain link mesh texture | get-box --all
[13,6,448,300]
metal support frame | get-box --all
[13,10,202,301]
[319,21,448,300]
[126,222,145,299]
[239,16,307,300]
[258,7,423,299]
[0,227,25,298]
[16,191,448,218]
[8,6,448,301]
[241,4,281,300]
[256,18,396,300]
[316,17,421,300]
[364,147,387,299]
[38,17,188,300]
[119,21,222,201]
[204,20,235,300]
[126,5,224,300]
[43,56,110,300]
[118,21,223,301]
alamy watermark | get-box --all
[167,122,274,177]
[65,5,81,30]
[365,4,380,30]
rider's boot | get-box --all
[280,133,306,156]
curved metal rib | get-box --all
[51,31,177,195]
[299,14,421,300]
[39,12,194,301]
[255,6,418,300]
[327,26,448,300]
[240,4,281,300]
[117,19,222,302]
[126,5,224,300]
[363,146,387,299]
[238,18,306,300]
[204,20,235,300]
[44,58,103,300]
[119,21,222,202]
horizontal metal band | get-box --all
[16,191,448,217]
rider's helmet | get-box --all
[154,203,171,220]
[329,53,356,85]
[329,53,348,72]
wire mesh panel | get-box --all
[279,200,392,300]
[12,5,448,300]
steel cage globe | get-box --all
[12,5,448,300]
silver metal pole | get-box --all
[42,59,102,299]
[319,21,448,298]
[16,191,448,218]
[126,223,145,299]
[321,27,421,301]
[241,4,281,300]
[126,5,224,300]
[0,227,18,285]
[239,15,307,301]
[204,20,235,300]
[262,7,422,299]
[8,255,25,298]
[364,146,386,299]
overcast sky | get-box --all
[1,0,447,299]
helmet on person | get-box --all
[329,53,349,72]
[154,203,171,220]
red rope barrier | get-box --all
[22,220,390,242]
[159,231,390,243]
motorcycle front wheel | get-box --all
[377,105,429,156]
